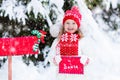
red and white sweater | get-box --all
[48,32,89,74]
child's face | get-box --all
[64,19,78,33]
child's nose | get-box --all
[69,24,73,27]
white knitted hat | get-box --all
[49,22,62,37]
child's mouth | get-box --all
[68,28,73,31]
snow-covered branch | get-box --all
[0,0,64,26]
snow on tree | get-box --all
[0,0,27,25]
[93,0,120,42]
[0,0,64,25]
[102,0,119,10]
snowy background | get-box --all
[0,0,120,80]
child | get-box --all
[48,6,89,80]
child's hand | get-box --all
[80,55,89,66]
[84,58,89,66]
[53,55,62,66]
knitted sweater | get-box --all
[48,33,89,74]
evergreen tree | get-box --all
[85,0,120,42]
[0,0,75,67]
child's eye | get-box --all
[66,22,70,24]
[72,22,75,24]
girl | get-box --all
[48,6,89,80]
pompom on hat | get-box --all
[63,6,82,28]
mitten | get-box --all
[49,22,62,37]
[53,55,62,65]
[80,55,89,66]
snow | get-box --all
[1,0,16,20]
[92,1,120,43]
[0,56,57,80]
[0,0,120,80]
[102,0,119,11]
[27,0,45,18]
[49,0,64,19]
[79,37,120,80]
[0,0,27,25]
[14,2,27,25]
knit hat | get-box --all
[63,6,82,28]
